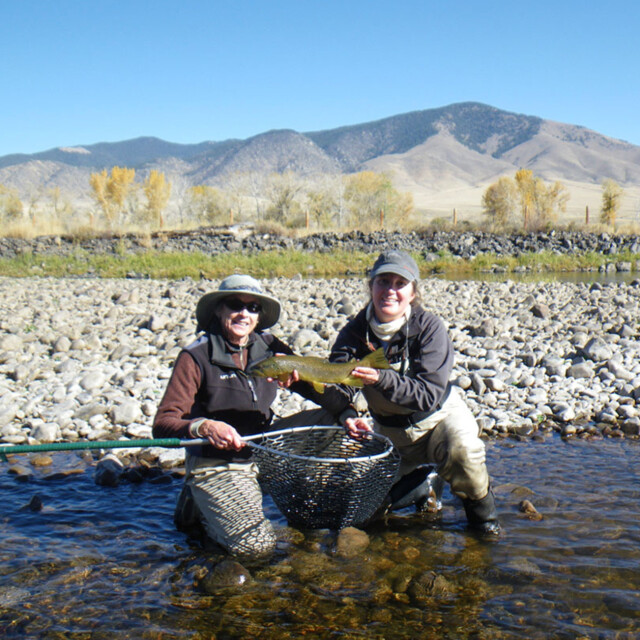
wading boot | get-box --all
[368,465,443,523]
[174,484,203,534]
[463,488,501,536]
[389,465,442,511]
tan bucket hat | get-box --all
[195,274,281,332]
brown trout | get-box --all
[249,348,390,393]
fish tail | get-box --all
[360,347,390,370]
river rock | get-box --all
[336,526,370,558]
[197,559,251,592]
[94,453,124,486]
[1,274,639,460]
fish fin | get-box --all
[312,382,326,394]
[343,376,364,387]
[360,347,391,370]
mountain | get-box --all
[2,102,639,220]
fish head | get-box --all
[248,357,284,379]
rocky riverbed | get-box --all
[0,274,639,476]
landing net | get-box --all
[248,426,400,530]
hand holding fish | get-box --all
[349,366,380,385]
[197,419,245,451]
[249,348,390,394]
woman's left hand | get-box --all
[268,368,299,388]
[350,366,379,385]
[280,368,299,388]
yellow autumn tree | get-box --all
[600,179,623,227]
[514,169,568,230]
[143,170,171,229]
[89,166,136,227]
[483,170,568,231]
[482,176,518,229]
[344,171,413,229]
[188,185,229,224]
[0,184,24,221]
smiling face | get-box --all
[370,273,416,323]
[217,295,261,345]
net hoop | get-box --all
[246,425,396,464]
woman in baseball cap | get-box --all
[329,250,501,536]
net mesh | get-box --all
[249,426,400,530]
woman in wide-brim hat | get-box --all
[195,274,281,333]
[153,274,349,559]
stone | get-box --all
[336,526,370,558]
[110,401,141,426]
[94,454,124,487]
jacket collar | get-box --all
[207,331,272,369]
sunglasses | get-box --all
[224,298,262,314]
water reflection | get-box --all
[1,435,639,639]
[435,270,640,285]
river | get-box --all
[1,432,638,639]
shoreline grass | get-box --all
[0,248,637,280]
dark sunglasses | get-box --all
[224,298,262,314]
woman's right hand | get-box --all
[198,420,245,451]
[344,417,373,440]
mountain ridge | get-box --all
[2,102,639,221]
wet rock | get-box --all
[503,558,543,578]
[30,455,53,467]
[409,571,455,601]
[94,453,124,486]
[21,494,44,512]
[197,559,251,592]
[335,526,370,558]
[8,464,33,480]
[518,499,543,521]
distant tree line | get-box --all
[0,167,415,234]
[481,170,625,230]
[0,166,627,235]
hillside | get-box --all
[1,102,639,223]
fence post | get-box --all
[585,205,589,225]
[453,208,457,226]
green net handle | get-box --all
[0,438,207,461]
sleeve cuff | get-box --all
[338,408,358,426]
[189,419,206,438]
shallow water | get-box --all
[437,270,640,285]
[1,434,639,639]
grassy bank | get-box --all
[0,248,638,279]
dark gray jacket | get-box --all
[330,305,453,426]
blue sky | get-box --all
[2,0,639,157]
